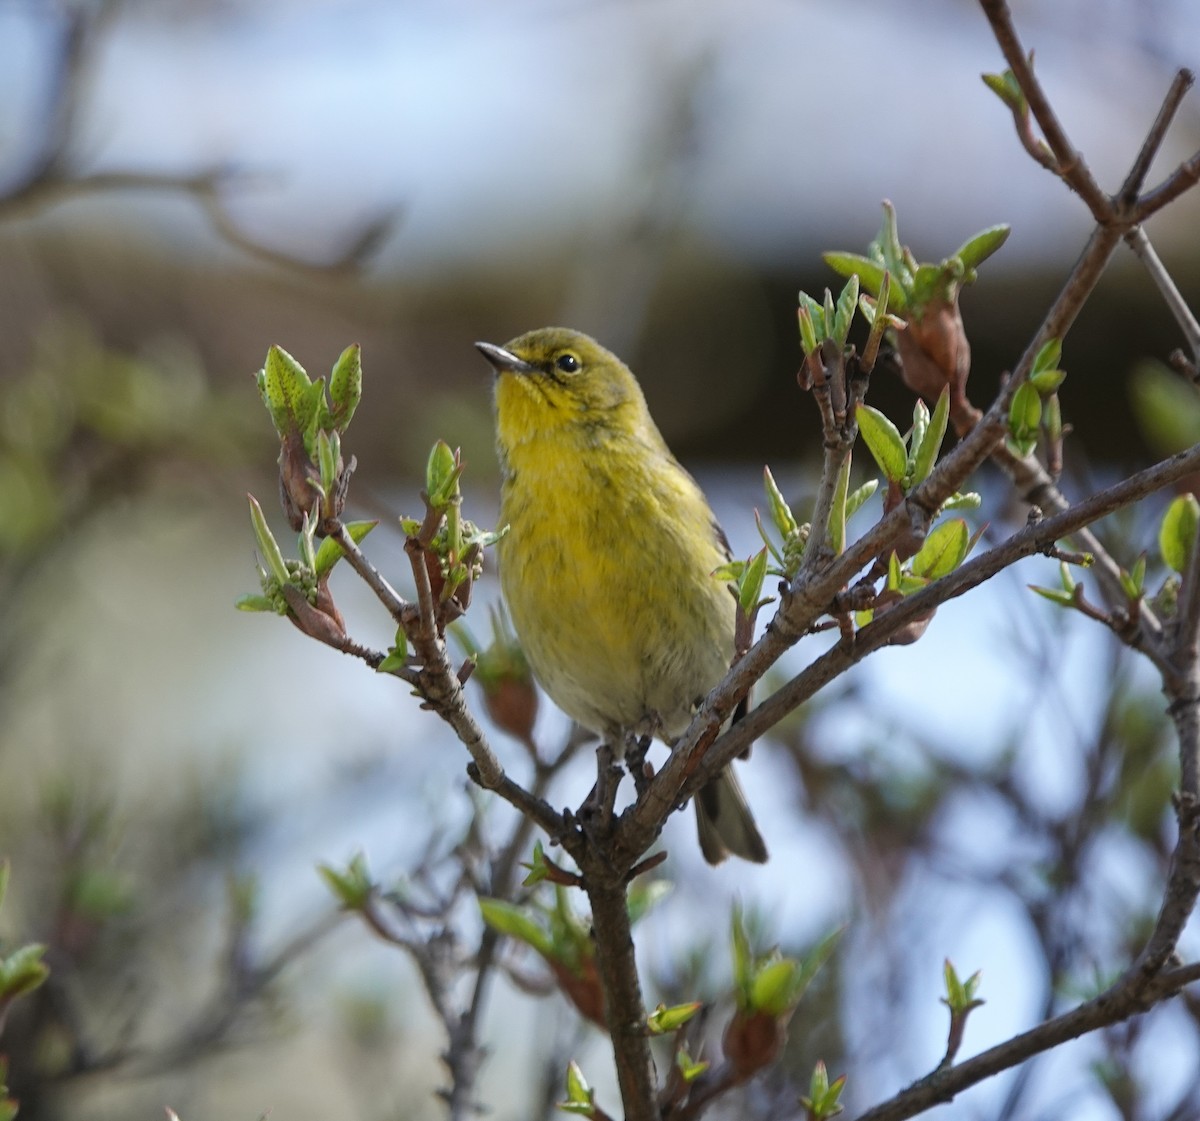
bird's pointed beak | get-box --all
[475,341,534,375]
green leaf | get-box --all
[558,1060,596,1115]
[314,520,378,579]
[787,926,842,1010]
[1029,368,1066,395]
[737,547,772,616]
[832,275,860,346]
[750,958,799,1016]
[731,905,753,995]
[521,840,551,886]
[954,224,1011,270]
[1031,337,1062,377]
[626,879,671,926]
[1123,554,1147,599]
[856,405,908,482]
[479,898,555,959]
[318,852,373,910]
[675,1047,709,1082]
[845,479,878,519]
[763,466,798,537]
[711,559,746,583]
[1130,361,1200,454]
[982,68,1026,112]
[426,441,462,510]
[876,200,909,282]
[648,1001,702,1034]
[797,299,820,355]
[377,628,409,674]
[942,959,984,1013]
[1160,493,1200,574]
[911,519,970,579]
[564,1060,591,1104]
[800,1059,847,1120]
[234,593,277,613]
[0,943,49,999]
[1029,585,1076,608]
[1007,382,1042,455]
[823,251,887,297]
[941,491,982,511]
[909,262,945,310]
[911,388,950,486]
[259,344,313,436]
[827,453,851,555]
[909,399,929,466]
[248,494,291,584]
[328,343,362,432]
[315,428,339,499]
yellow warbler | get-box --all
[477,327,767,864]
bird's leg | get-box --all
[590,739,625,829]
[626,734,653,799]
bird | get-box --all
[477,326,767,864]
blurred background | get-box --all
[1,1,1200,1118]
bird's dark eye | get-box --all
[555,353,580,374]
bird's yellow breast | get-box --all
[496,404,734,740]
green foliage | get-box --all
[256,343,361,458]
[675,1047,709,1082]
[856,405,908,484]
[758,466,813,575]
[910,519,970,581]
[0,322,250,557]
[647,1001,702,1035]
[1160,494,1200,575]
[480,876,668,981]
[1130,360,1200,454]
[236,498,376,616]
[0,860,50,1026]
[801,1060,847,1121]
[856,392,964,500]
[319,851,374,911]
[941,959,984,1016]
[558,1060,599,1117]
[824,201,1009,317]
[797,276,864,356]
[1006,339,1066,457]
[713,547,775,617]
[731,906,841,1017]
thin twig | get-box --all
[688,442,1200,794]
[327,520,410,626]
[1125,227,1200,365]
[1118,69,1195,203]
[848,962,1200,1121]
[978,0,1110,219]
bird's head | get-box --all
[477,327,648,453]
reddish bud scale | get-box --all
[483,678,539,743]
[549,956,607,1028]
[723,1008,785,1082]
[895,298,974,435]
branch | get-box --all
[581,872,657,1121]
[1125,227,1200,367]
[687,442,1200,797]
[978,0,1110,219]
[1117,69,1194,203]
[849,962,1200,1121]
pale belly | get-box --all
[498,479,734,741]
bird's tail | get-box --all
[695,766,768,864]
